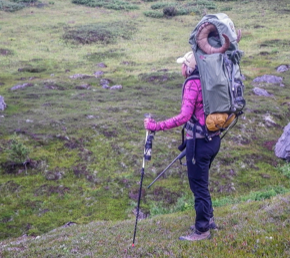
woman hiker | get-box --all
[143,51,220,241]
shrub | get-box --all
[176,7,200,15]
[10,0,37,3]
[63,22,136,45]
[163,6,177,17]
[143,11,164,18]
[151,2,174,10]
[279,163,290,178]
[8,134,30,165]
[148,0,215,18]
[0,0,25,12]
[221,6,233,11]
[72,0,139,11]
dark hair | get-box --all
[189,65,199,76]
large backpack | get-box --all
[188,13,246,139]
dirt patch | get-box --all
[18,67,46,73]
[34,184,70,197]
[263,140,277,151]
[0,49,13,55]
[73,164,98,183]
[260,39,290,48]
[139,72,180,84]
[254,25,265,29]
[73,164,89,178]
[1,159,39,174]
[92,124,118,138]
[0,180,20,193]
[129,187,146,201]
[86,49,126,62]
[149,186,181,205]
[44,82,65,90]
[260,51,270,56]
[279,8,290,13]
[229,135,251,145]
[210,181,236,194]
[25,94,40,99]
[63,22,136,45]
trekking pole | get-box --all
[132,117,154,247]
[147,149,186,189]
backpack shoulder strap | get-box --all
[181,74,200,99]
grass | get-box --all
[0,0,290,256]
[1,192,290,257]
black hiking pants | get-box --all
[186,136,221,233]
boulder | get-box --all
[276,64,289,73]
[69,74,93,79]
[0,96,7,111]
[94,71,104,78]
[75,84,91,90]
[10,83,33,91]
[253,87,272,97]
[252,75,284,87]
[275,123,290,160]
[110,85,122,90]
[97,63,107,68]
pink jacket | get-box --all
[145,78,205,131]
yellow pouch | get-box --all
[206,113,236,132]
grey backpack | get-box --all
[189,13,246,135]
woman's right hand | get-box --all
[144,118,157,131]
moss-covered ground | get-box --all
[0,0,290,256]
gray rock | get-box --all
[253,87,272,97]
[45,171,64,180]
[0,96,7,111]
[69,74,93,79]
[97,63,107,68]
[63,221,77,228]
[94,71,104,78]
[275,123,290,160]
[75,84,91,90]
[110,85,122,90]
[100,79,111,86]
[253,75,283,85]
[102,85,110,89]
[276,65,289,73]
[10,83,33,91]
[264,114,277,127]
[132,208,148,220]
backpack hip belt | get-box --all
[185,121,205,139]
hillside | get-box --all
[0,0,290,256]
[1,192,290,257]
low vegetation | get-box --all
[0,0,290,256]
[1,192,290,257]
[63,22,137,45]
[72,0,139,10]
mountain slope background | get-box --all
[0,0,290,257]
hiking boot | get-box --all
[190,217,217,231]
[179,230,211,241]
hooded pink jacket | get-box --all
[145,78,205,131]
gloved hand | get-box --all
[144,118,157,131]
[231,50,243,64]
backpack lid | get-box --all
[189,13,238,52]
